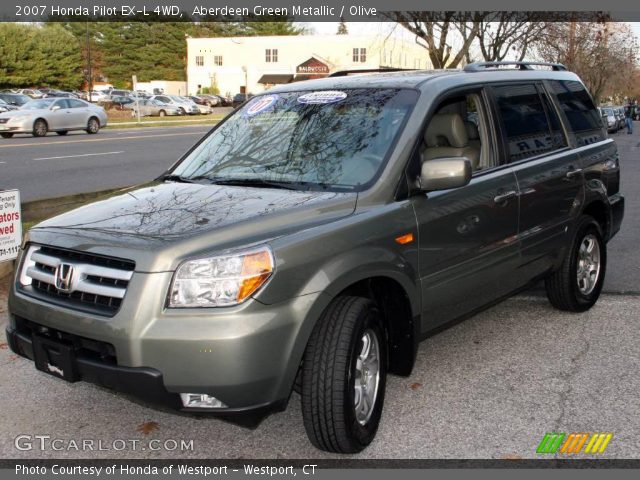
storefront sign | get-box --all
[296,57,330,75]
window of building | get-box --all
[195,56,204,67]
[353,48,366,63]
[214,55,223,66]
[492,83,565,163]
[548,80,605,146]
[265,49,278,63]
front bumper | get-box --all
[8,272,328,414]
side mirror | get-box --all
[418,157,472,192]
[51,105,61,111]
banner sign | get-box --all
[0,189,22,262]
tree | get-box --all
[337,17,348,35]
[475,13,548,62]
[535,21,639,104]
[0,23,82,89]
[383,12,486,68]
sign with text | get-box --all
[0,189,22,262]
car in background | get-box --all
[187,98,213,114]
[42,90,78,98]
[150,95,200,115]
[613,107,625,130]
[108,89,134,98]
[198,95,223,107]
[601,107,618,133]
[17,89,44,99]
[0,99,19,113]
[0,93,31,108]
[232,93,254,108]
[87,91,109,103]
[101,95,135,110]
[130,98,183,117]
[0,97,107,138]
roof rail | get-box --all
[329,68,417,77]
[464,61,567,72]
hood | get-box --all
[0,109,38,118]
[30,182,357,272]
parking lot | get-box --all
[0,132,638,459]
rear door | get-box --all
[490,82,582,281]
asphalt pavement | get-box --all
[0,125,638,460]
[0,124,214,202]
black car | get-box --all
[232,93,254,108]
[0,93,31,107]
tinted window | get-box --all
[492,83,560,162]
[548,80,605,146]
[68,99,86,108]
[54,99,70,109]
[539,89,568,150]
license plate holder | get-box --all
[32,335,79,382]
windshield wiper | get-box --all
[157,174,195,183]
[208,178,303,190]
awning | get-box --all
[258,74,294,84]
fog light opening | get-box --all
[180,393,227,409]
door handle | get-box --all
[566,168,583,179]
[493,190,518,204]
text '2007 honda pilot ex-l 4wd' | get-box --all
[7,62,624,453]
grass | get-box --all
[105,119,221,129]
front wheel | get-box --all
[545,215,606,312]
[0,133,13,138]
[86,117,99,134]
[32,119,48,137]
[301,296,387,453]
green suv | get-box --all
[7,62,624,453]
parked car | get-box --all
[232,92,254,108]
[108,89,134,98]
[130,98,183,117]
[0,98,19,113]
[6,62,624,453]
[0,93,31,107]
[16,89,44,99]
[601,107,618,133]
[150,95,200,115]
[42,90,78,98]
[613,107,625,130]
[194,95,220,107]
[87,91,109,103]
[195,103,213,115]
[0,97,107,137]
[103,95,135,110]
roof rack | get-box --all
[464,61,567,72]
[329,68,417,77]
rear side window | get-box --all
[492,83,562,162]
[548,80,605,146]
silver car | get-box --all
[150,95,200,115]
[0,98,108,138]
[131,99,183,117]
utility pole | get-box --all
[86,22,93,102]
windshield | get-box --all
[22,99,56,110]
[171,88,417,191]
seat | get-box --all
[422,113,480,170]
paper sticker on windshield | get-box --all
[244,95,278,117]
[297,91,347,105]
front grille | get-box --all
[20,244,135,316]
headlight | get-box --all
[169,246,274,307]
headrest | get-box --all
[425,113,468,148]
[465,120,479,140]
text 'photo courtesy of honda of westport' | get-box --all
[7,62,624,453]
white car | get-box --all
[0,98,108,138]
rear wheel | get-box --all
[32,119,48,137]
[86,117,99,134]
[545,215,606,312]
[0,133,13,139]
[301,296,387,453]
[56,131,68,136]
[178,107,186,115]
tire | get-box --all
[32,119,48,137]
[0,133,13,138]
[179,107,186,115]
[86,117,99,134]
[545,215,606,312]
[56,131,68,136]
[159,110,166,117]
[301,296,387,453]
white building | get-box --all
[186,34,431,96]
